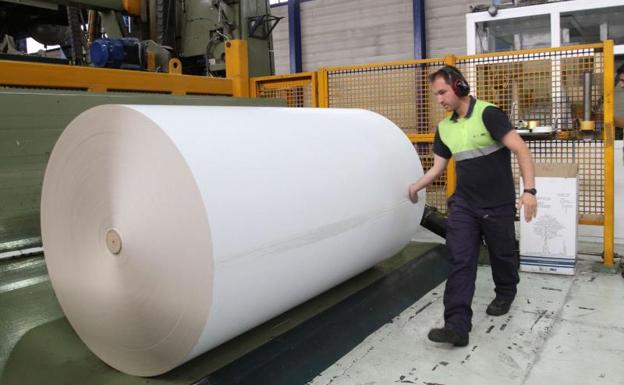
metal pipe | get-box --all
[420,205,447,239]
[0,247,43,261]
[87,10,99,48]
[583,72,592,122]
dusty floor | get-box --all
[311,254,624,385]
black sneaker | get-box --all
[486,297,513,316]
[427,327,469,347]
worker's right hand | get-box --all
[518,192,537,222]
[408,183,419,203]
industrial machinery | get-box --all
[0,0,279,76]
[0,2,304,382]
[0,0,283,255]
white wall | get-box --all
[270,0,473,74]
[271,0,421,74]
[425,0,473,58]
[299,0,414,71]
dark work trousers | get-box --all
[443,194,519,335]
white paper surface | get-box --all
[41,105,425,376]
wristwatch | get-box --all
[523,188,537,196]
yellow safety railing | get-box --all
[251,72,318,107]
[455,42,614,267]
[251,41,615,268]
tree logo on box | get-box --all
[533,214,565,256]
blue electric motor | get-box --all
[90,38,144,70]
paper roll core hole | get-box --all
[105,229,122,255]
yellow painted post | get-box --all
[249,76,259,98]
[310,71,319,107]
[317,68,329,108]
[444,55,457,197]
[225,40,250,97]
[602,40,615,268]
[122,0,141,16]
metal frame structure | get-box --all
[250,41,616,269]
[466,0,624,55]
[0,39,250,97]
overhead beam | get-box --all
[412,0,426,59]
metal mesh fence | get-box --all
[325,61,449,212]
[254,75,316,107]
[456,46,606,221]
[251,44,612,225]
[326,61,446,135]
[513,140,604,220]
[456,48,604,137]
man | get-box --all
[408,66,537,347]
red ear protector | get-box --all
[440,66,470,97]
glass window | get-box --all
[561,6,624,46]
[475,15,551,54]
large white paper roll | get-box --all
[41,105,425,376]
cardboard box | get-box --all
[520,163,578,275]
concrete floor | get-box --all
[310,254,624,385]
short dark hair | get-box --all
[617,63,624,77]
[428,65,468,86]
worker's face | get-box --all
[619,73,624,89]
[431,76,459,112]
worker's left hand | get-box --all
[518,193,537,222]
